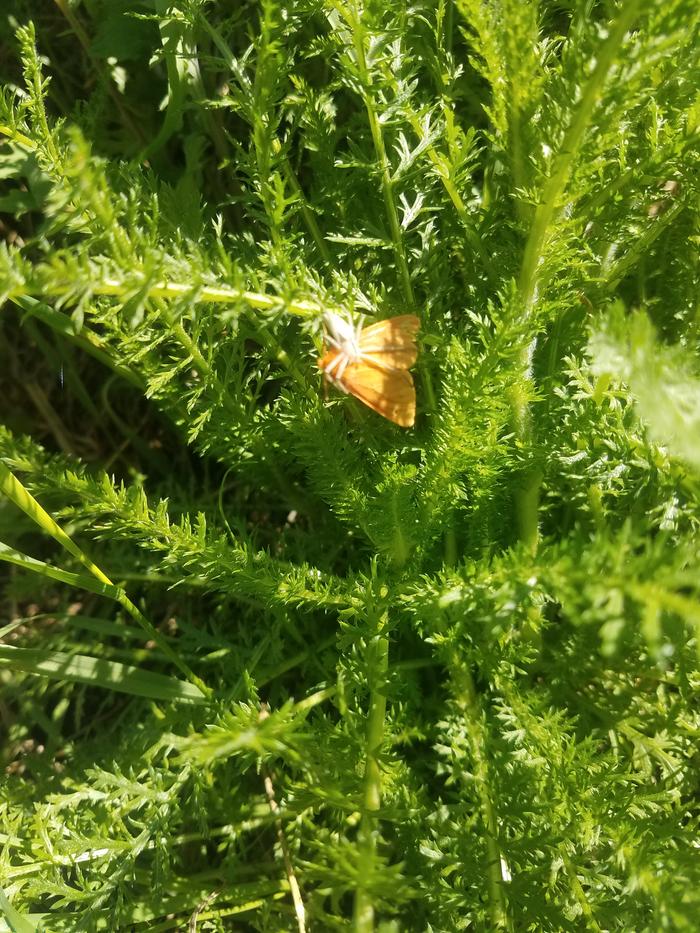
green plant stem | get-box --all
[279,148,333,265]
[20,25,62,167]
[252,1,282,249]
[349,4,415,308]
[389,95,497,288]
[514,0,642,550]
[354,604,390,932]
[172,313,211,375]
[452,659,510,931]
[12,279,320,424]
[193,13,330,260]
[10,279,323,318]
[561,850,602,932]
[603,201,685,292]
[442,534,508,926]
[518,0,643,309]
[0,123,33,148]
[516,461,543,554]
[509,104,526,221]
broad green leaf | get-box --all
[588,305,700,470]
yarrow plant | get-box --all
[0,0,699,929]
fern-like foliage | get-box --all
[0,0,699,929]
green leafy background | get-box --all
[0,0,698,929]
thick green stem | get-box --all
[515,463,542,554]
[509,342,541,552]
[10,278,322,318]
[514,0,642,550]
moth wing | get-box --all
[359,314,420,348]
[341,361,416,427]
[361,347,418,371]
[358,315,420,370]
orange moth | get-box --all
[318,312,420,427]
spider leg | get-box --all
[336,355,350,381]
[324,353,343,377]
[323,366,349,394]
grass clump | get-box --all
[0,0,699,929]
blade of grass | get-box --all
[0,889,37,933]
[0,542,126,598]
[0,645,206,705]
[0,462,210,698]
[11,611,158,643]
